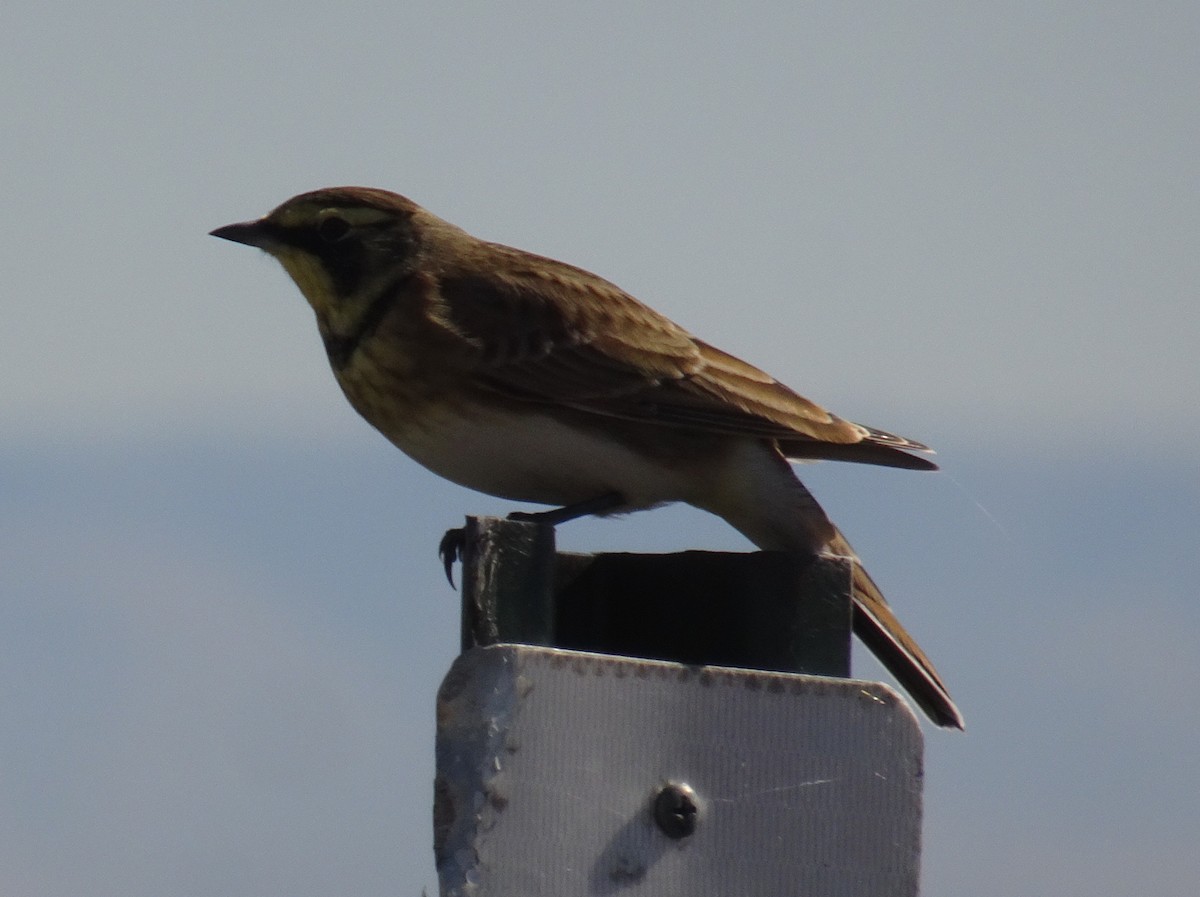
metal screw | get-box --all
[653,782,699,839]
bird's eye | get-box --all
[317,215,351,243]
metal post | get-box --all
[436,517,924,896]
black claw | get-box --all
[438,528,465,590]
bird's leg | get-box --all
[438,492,626,588]
[506,491,626,525]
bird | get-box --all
[210,186,963,729]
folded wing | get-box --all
[434,244,936,471]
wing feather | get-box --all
[433,246,934,469]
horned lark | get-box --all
[211,187,962,729]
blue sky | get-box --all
[3,4,1198,895]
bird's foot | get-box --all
[438,528,465,589]
[438,493,624,589]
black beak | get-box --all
[209,219,275,248]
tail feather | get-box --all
[697,442,962,729]
[826,530,964,730]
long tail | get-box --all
[697,442,963,729]
[826,529,964,730]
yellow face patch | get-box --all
[273,248,337,315]
[260,201,398,332]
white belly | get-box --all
[387,406,700,511]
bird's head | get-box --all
[210,187,428,324]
